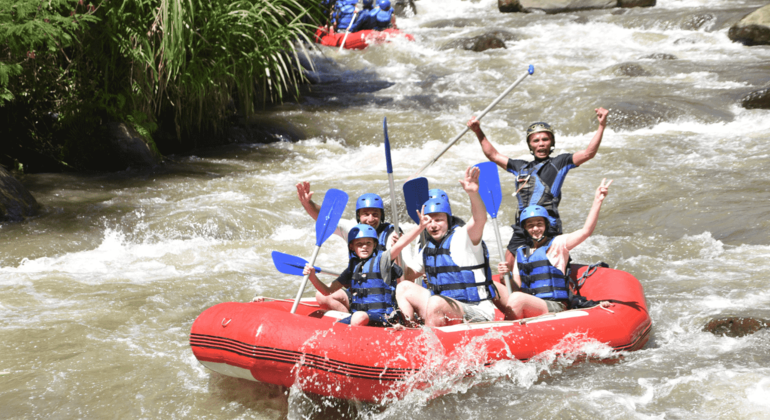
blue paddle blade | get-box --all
[403,177,429,223]
[384,117,393,174]
[271,251,321,276]
[316,189,348,246]
[475,161,503,219]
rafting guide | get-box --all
[468,107,609,273]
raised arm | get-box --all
[563,178,613,250]
[572,107,608,167]
[304,264,344,296]
[459,166,487,245]
[296,181,321,220]
[468,117,509,170]
[390,206,429,260]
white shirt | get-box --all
[410,225,492,301]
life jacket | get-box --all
[514,159,559,223]
[372,7,393,30]
[376,223,396,252]
[422,227,496,303]
[334,0,358,32]
[516,238,569,301]
[349,251,402,314]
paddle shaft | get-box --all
[411,68,533,179]
[490,217,513,294]
[339,11,358,51]
[290,246,321,314]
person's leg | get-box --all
[316,289,350,312]
[493,281,509,311]
[395,281,431,325]
[505,292,549,320]
[424,296,464,327]
[349,311,370,326]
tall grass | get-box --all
[0,0,324,169]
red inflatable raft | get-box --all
[314,26,414,50]
[190,265,651,402]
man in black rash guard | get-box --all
[466,107,609,276]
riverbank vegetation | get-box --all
[0,0,325,172]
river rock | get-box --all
[607,62,652,77]
[618,0,655,7]
[104,122,162,170]
[728,4,770,46]
[741,86,770,109]
[0,165,40,222]
[703,317,770,337]
[499,0,616,14]
[440,30,518,52]
[393,0,416,17]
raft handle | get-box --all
[221,318,232,327]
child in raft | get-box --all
[303,217,428,327]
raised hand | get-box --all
[458,165,480,194]
[302,263,317,277]
[296,181,314,206]
[595,178,613,202]
[467,116,482,134]
[595,107,609,127]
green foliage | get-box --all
[0,0,324,171]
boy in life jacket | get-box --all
[296,182,404,311]
[303,219,427,327]
[467,108,609,275]
[497,178,613,319]
[395,166,498,327]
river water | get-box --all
[2,0,770,418]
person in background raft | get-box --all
[333,0,359,33]
[348,0,377,32]
[396,166,497,327]
[467,108,609,275]
[303,221,424,327]
[497,179,614,319]
[371,0,396,31]
[296,182,404,311]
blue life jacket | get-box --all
[516,238,569,301]
[372,7,393,30]
[376,223,396,252]
[512,157,575,224]
[334,0,358,32]
[349,251,402,314]
[349,9,376,32]
[422,227,496,303]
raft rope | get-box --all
[251,296,321,308]
[574,262,609,289]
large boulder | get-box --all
[618,0,655,7]
[0,166,40,222]
[499,0,616,14]
[62,121,162,171]
[440,30,519,52]
[728,4,770,46]
[703,317,770,337]
[499,0,656,13]
[741,86,770,109]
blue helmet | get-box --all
[428,188,449,202]
[378,0,391,11]
[356,193,384,211]
[363,0,374,8]
[519,205,554,227]
[423,198,452,218]
[348,223,378,244]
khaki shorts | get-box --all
[459,300,496,322]
[545,300,567,313]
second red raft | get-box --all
[314,26,414,50]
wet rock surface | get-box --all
[728,4,770,46]
[0,166,39,222]
[440,30,519,52]
[741,86,770,109]
[499,0,655,14]
[703,317,770,337]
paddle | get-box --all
[475,161,513,294]
[402,177,429,224]
[290,188,349,313]
[411,65,535,179]
[272,251,342,277]
[339,10,359,51]
[383,117,400,234]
